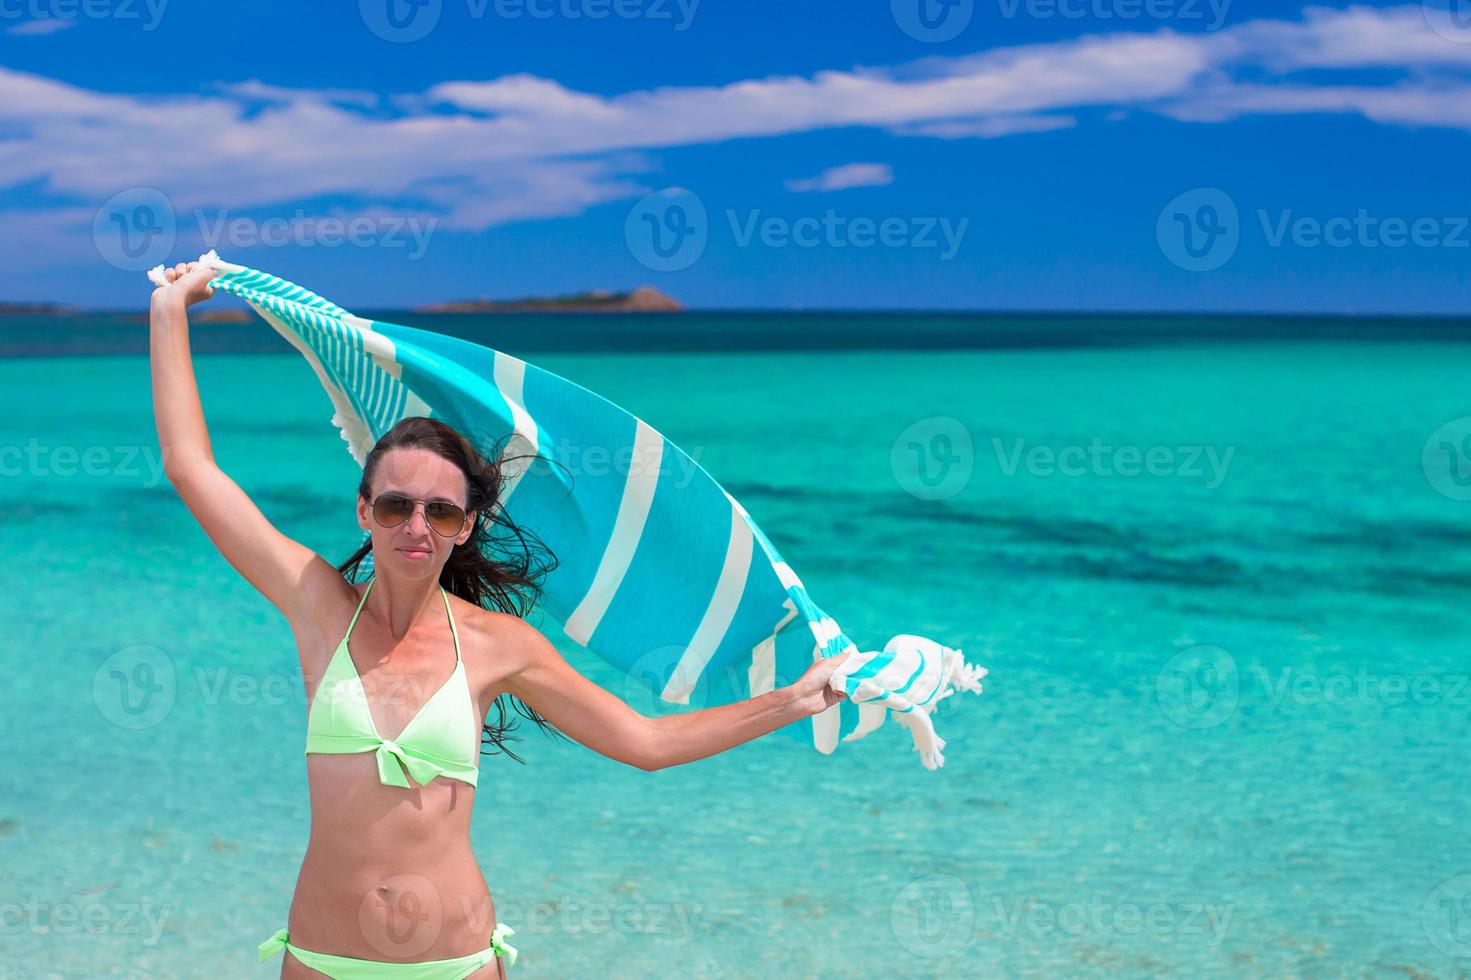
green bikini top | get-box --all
[305,575,481,788]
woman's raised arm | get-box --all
[149,263,332,623]
[500,613,849,770]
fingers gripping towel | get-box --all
[147,251,988,769]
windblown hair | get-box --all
[335,416,571,764]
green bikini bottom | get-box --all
[258,922,518,978]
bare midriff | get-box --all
[286,752,497,962]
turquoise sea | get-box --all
[3,313,1471,977]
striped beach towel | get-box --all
[147,251,986,769]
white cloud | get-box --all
[786,163,895,193]
[214,80,380,109]
[1159,80,1471,129]
[6,18,76,36]
[892,113,1077,139]
[1210,4,1471,71]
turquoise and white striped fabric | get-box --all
[147,250,986,769]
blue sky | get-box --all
[3,0,1468,313]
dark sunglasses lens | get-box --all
[425,502,467,536]
[373,494,415,527]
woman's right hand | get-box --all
[152,261,217,308]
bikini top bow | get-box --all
[373,737,450,788]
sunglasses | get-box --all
[369,491,470,538]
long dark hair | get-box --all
[335,416,571,764]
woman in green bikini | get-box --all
[149,261,850,979]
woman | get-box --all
[149,260,851,979]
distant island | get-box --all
[194,309,253,323]
[0,301,74,315]
[416,285,682,314]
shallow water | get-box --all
[2,329,1469,977]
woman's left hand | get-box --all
[784,650,854,719]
